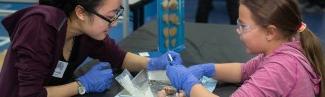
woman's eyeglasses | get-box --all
[82,5,124,25]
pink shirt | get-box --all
[231,41,320,97]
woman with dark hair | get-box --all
[166,0,325,97]
[0,0,182,97]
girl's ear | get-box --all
[265,25,279,41]
[74,5,87,21]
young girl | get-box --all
[0,0,181,97]
[166,0,325,97]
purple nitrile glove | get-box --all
[188,63,216,79]
[77,62,113,93]
[166,62,200,97]
[147,51,182,70]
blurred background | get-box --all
[0,0,324,52]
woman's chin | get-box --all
[92,35,106,40]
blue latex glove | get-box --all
[147,51,182,70]
[188,63,216,79]
[166,63,200,97]
[77,62,113,93]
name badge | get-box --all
[52,61,68,78]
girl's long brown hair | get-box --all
[240,0,325,96]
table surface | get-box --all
[119,21,251,65]
[76,21,251,97]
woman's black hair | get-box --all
[39,0,103,17]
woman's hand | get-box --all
[147,51,182,70]
[77,62,113,93]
